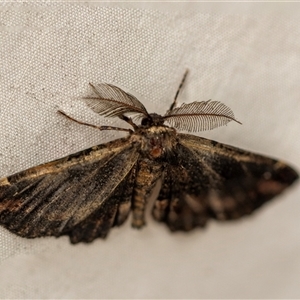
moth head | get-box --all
[141,113,165,127]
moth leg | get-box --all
[132,160,163,228]
[57,110,133,133]
[152,172,170,222]
[168,69,189,112]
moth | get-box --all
[0,71,298,244]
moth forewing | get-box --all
[0,137,140,241]
[0,73,298,243]
[176,133,298,221]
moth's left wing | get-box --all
[0,137,139,243]
[152,133,298,231]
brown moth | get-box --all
[0,71,298,244]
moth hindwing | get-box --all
[0,73,298,243]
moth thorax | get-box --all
[140,126,177,159]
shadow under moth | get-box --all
[0,71,298,244]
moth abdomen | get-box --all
[132,159,163,228]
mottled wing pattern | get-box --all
[153,143,214,231]
[68,163,137,243]
[152,134,298,231]
[0,137,139,243]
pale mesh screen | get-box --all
[0,3,299,298]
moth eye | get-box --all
[141,117,151,126]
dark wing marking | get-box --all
[68,164,137,243]
[0,137,140,243]
[152,134,298,231]
[152,143,216,231]
[163,100,241,132]
[84,83,149,118]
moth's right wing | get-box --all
[152,134,298,232]
[0,137,140,243]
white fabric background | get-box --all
[0,2,300,299]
